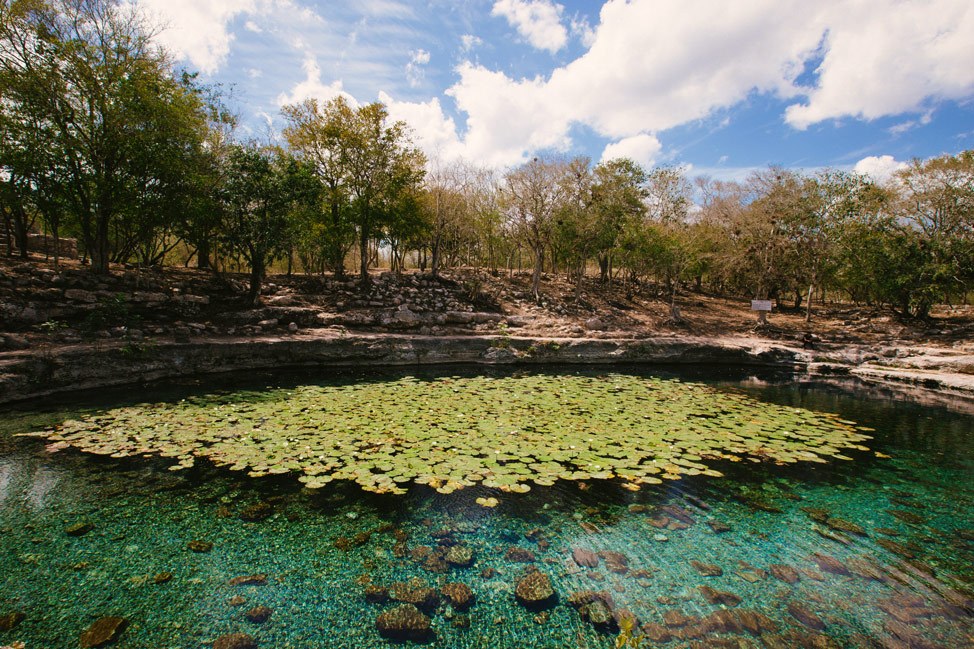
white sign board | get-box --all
[751,300,773,311]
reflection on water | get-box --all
[0,366,972,649]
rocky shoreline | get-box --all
[1,330,973,407]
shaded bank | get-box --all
[1,331,972,407]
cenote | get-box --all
[1,365,973,649]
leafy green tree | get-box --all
[591,158,648,284]
[0,0,212,273]
[339,102,425,287]
[895,150,974,307]
[281,97,358,279]
[219,145,316,305]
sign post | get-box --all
[751,299,772,325]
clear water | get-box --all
[0,366,972,649]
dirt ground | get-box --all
[2,254,973,350]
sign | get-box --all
[751,300,773,312]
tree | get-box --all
[339,101,425,287]
[281,97,357,278]
[219,145,315,305]
[0,0,212,273]
[895,150,974,307]
[502,157,568,301]
[590,158,648,285]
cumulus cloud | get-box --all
[379,92,466,164]
[854,155,909,184]
[491,0,568,53]
[135,0,259,74]
[601,134,662,168]
[275,55,358,107]
[784,2,974,129]
[429,0,974,168]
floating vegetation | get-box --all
[33,373,872,494]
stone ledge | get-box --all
[2,332,972,407]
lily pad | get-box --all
[38,373,871,495]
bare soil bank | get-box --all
[1,256,972,405]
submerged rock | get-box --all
[364,584,389,604]
[580,600,615,632]
[514,572,556,610]
[229,574,267,586]
[441,582,474,610]
[567,590,614,610]
[707,520,732,533]
[598,551,629,574]
[571,548,600,568]
[812,553,851,576]
[187,540,213,553]
[887,509,925,525]
[768,563,800,584]
[151,572,172,584]
[66,522,94,537]
[445,545,474,567]
[375,604,432,642]
[390,580,439,612]
[79,617,128,648]
[505,547,536,563]
[0,611,26,631]
[690,560,723,577]
[245,606,272,623]
[699,585,742,607]
[825,517,867,536]
[239,502,274,522]
[662,609,699,627]
[213,632,258,649]
[788,602,826,630]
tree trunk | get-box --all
[805,283,814,322]
[248,257,264,306]
[197,237,211,270]
[574,262,584,303]
[531,246,543,301]
[358,225,370,288]
[431,235,441,278]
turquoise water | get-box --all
[1,367,972,649]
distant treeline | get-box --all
[1,0,972,316]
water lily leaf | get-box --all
[41,372,870,495]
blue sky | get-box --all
[138,0,974,182]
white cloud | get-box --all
[460,34,482,53]
[276,55,358,107]
[248,68,263,79]
[785,1,974,129]
[136,0,259,74]
[435,0,974,169]
[854,155,908,184]
[379,92,465,164]
[405,49,431,87]
[569,16,595,47]
[244,20,262,33]
[491,0,568,54]
[600,134,662,168]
